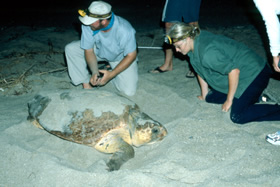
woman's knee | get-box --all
[230,113,247,125]
[205,90,227,104]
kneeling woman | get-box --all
[166,22,280,124]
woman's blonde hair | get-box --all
[166,22,200,44]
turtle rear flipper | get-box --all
[27,95,51,121]
[106,139,135,171]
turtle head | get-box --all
[125,105,167,147]
[132,120,167,147]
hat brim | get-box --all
[79,15,99,25]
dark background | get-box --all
[2,0,272,70]
[1,1,279,78]
[0,0,261,30]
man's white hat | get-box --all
[78,1,112,25]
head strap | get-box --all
[78,9,112,19]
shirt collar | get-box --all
[92,12,115,36]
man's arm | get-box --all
[84,48,100,86]
[85,48,98,75]
[222,68,240,112]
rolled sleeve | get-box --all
[81,25,95,50]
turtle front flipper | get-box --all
[106,138,135,171]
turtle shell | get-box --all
[27,90,167,171]
[28,90,167,148]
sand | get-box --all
[1,0,280,186]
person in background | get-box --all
[165,22,280,124]
[149,0,201,78]
[253,0,280,145]
[65,1,138,96]
[253,0,280,72]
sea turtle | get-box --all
[27,90,167,171]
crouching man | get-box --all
[65,1,138,96]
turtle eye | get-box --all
[152,127,159,134]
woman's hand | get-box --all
[223,68,240,112]
[197,75,208,101]
[222,99,233,112]
[197,95,205,100]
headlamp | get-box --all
[78,9,87,17]
[164,34,189,45]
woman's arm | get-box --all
[222,68,240,112]
[197,74,209,100]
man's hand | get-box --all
[90,74,99,86]
[95,69,113,86]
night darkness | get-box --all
[1,0,260,30]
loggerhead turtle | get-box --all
[27,90,167,171]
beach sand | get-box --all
[1,0,280,186]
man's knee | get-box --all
[122,89,136,96]
[117,83,137,96]
[65,41,80,54]
[114,68,138,96]
[65,42,75,54]
[116,80,137,96]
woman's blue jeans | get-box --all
[205,65,280,124]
